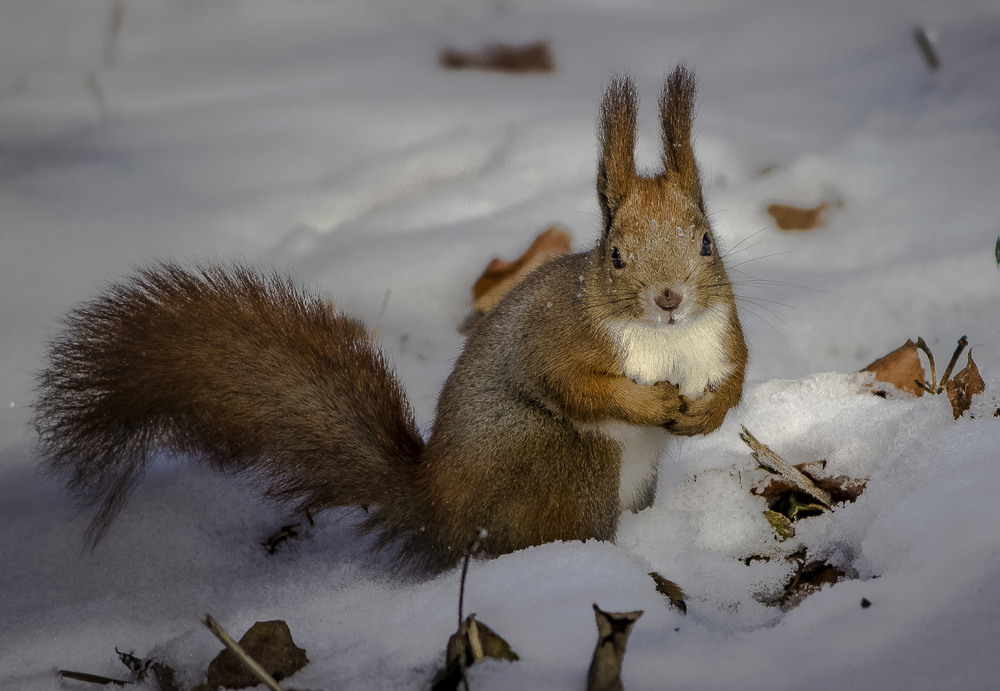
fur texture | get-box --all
[34,66,747,573]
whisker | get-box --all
[731,274,826,295]
[718,226,771,257]
[735,296,795,320]
[736,295,795,310]
[735,304,790,343]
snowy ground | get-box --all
[2,1,1000,689]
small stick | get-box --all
[104,0,125,65]
[913,337,937,393]
[58,670,129,686]
[456,530,487,691]
[202,615,284,691]
[86,71,109,119]
[458,529,487,627]
[937,336,969,391]
[740,427,832,508]
[913,26,941,72]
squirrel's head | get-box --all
[593,66,733,326]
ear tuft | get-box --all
[659,64,705,212]
[597,74,639,233]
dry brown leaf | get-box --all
[767,202,829,231]
[861,338,927,397]
[587,604,643,691]
[758,549,848,611]
[433,615,519,691]
[59,649,181,689]
[945,352,985,419]
[740,427,832,508]
[439,40,555,73]
[203,620,307,690]
[913,26,941,72]
[763,510,795,541]
[472,226,572,313]
[753,469,868,521]
[649,572,687,614]
[811,473,868,505]
[117,649,181,691]
[743,429,867,529]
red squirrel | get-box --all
[34,66,747,573]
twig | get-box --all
[104,0,125,65]
[202,615,284,691]
[913,26,941,72]
[458,553,472,630]
[937,335,969,391]
[911,336,968,394]
[86,71,109,119]
[457,529,487,626]
[913,337,937,393]
[740,427,832,508]
[58,670,130,686]
[456,530,487,691]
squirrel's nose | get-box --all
[654,289,682,312]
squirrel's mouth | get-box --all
[649,311,678,325]
[645,285,694,326]
[648,309,685,327]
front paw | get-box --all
[664,390,720,433]
[662,417,705,435]
[662,396,690,430]
[652,380,684,422]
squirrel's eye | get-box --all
[610,246,626,269]
[700,232,713,257]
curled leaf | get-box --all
[753,463,867,521]
[861,338,928,397]
[433,615,518,691]
[767,202,829,231]
[740,427,832,508]
[204,620,307,690]
[763,510,795,541]
[758,549,849,611]
[745,430,867,526]
[913,26,941,72]
[649,572,687,614]
[945,352,985,419]
[587,605,643,691]
[472,226,572,314]
[439,40,555,73]
[116,649,181,690]
[786,494,827,521]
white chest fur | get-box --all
[605,420,672,511]
[577,418,672,512]
[606,303,734,397]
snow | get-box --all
[2,0,1000,689]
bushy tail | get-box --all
[34,262,425,548]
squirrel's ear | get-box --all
[597,74,638,234]
[659,65,705,213]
